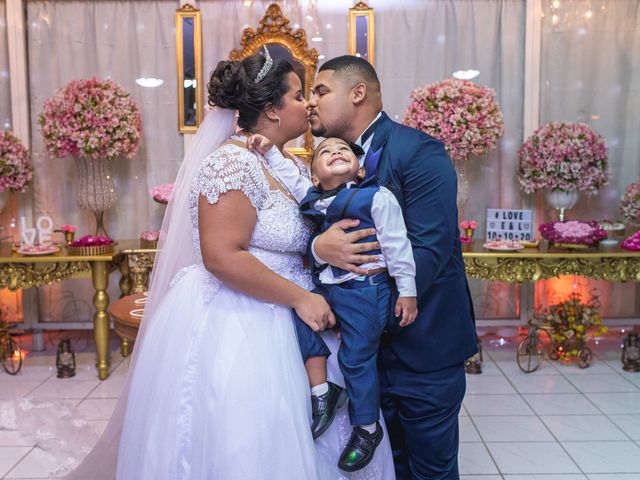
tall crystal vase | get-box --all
[74,156,118,237]
[545,189,578,222]
[454,158,470,216]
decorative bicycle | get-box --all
[517,321,593,373]
[517,292,602,373]
[0,320,22,375]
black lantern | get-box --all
[56,338,76,378]
[622,332,640,372]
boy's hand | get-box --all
[247,134,274,155]
[395,296,417,327]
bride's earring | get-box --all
[274,115,281,128]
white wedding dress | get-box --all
[115,143,395,479]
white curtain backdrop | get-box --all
[535,0,640,317]
[371,0,527,319]
[0,0,10,131]
[18,0,638,322]
[26,0,182,322]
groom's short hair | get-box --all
[319,55,380,91]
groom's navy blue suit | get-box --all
[311,112,477,479]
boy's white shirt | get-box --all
[263,145,416,297]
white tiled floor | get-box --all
[1,330,639,479]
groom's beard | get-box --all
[309,112,327,137]
[311,123,327,137]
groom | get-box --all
[308,56,477,479]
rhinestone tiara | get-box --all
[254,45,273,83]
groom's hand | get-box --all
[314,219,380,275]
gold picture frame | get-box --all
[349,2,375,66]
[230,3,319,159]
[176,4,203,134]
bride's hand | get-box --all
[293,292,336,332]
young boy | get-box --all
[248,135,417,472]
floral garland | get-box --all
[532,292,606,359]
[39,78,142,159]
[517,122,609,195]
[620,178,640,226]
[539,220,607,246]
[402,78,504,162]
[0,131,34,193]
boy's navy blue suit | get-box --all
[308,112,477,480]
[294,176,395,426]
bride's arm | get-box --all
[198,192,334,331]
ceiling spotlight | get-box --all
[136,78,164,88]
[452,70,480,80]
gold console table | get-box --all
[462,242,640,283]
[5,239,636,380]
[0,243,121,380]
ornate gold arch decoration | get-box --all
[230,3,319,158]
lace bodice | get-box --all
[183,143,313,300]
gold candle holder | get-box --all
[64,231,75,245]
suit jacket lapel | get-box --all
[368,112,393,180]
[370,112,393,153]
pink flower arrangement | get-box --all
[620,178,640,226]
[460,220,479,230]
[60,224,76,233]
[70,235,113,247]
[621,230,640,251]
[38,78,142,159]
[140,230,160,241]
[539,220,607,246]
[517,122,609,195]
[402,78,504,162]
[151,183,174,204]
[0,131,33,193]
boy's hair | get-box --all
[309,138,330,173]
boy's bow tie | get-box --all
[317,183,348,200]
[348,142,365,157]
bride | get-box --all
[65,49,395,479]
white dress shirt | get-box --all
[310,112,383,265]
[263,144,416,297]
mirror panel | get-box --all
[176,4,203,134]
[349,2,375,66]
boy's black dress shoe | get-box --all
[337,422,383,472]
[311,382,347,439]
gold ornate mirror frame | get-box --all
[176,4,203,134]
[230,3,318,158]
[349,2,375,66]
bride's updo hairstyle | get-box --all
[208,53,294,130]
